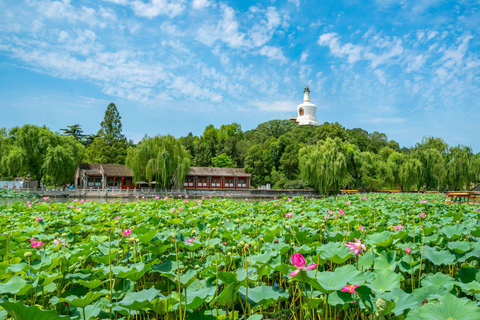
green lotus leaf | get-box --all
[52,290,108,308]
[457,281,480,295]
[379,288,419,316]
[422,247,455,266]
[117,287,162,310]
[318,242,353,264]
[365,231,394,247]
[412,285,449,304]
[209,283,240,308]
[181,286,216,310]
[0,276,32,296]
[76,279,104,290]
[0,300,71,320]
[250,249,277,265]
[418,293,480,320]
[316,265,366,293]
[421,273,455,291]
[440,224,467,240]
[366,269,403,294]
[238,285,289,307]
[447,241,472,254]
[373,250,398,272]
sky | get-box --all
[0,0,479,151]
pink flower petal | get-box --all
[289,269,300,277]
[306,264,317,270]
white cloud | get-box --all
[374,69,387,84]
[258,45,287,64]
[197,4,246,48]
[318,33,363,64]
[192,0,214,10]
[130,0,185,18]
[300,51,308,63]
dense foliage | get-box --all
[125,135,191,189]
[179,121,480,192]
[1,194,480,319]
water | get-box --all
[0,197,138,206]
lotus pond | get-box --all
[1,194,480,319]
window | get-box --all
[198,178,207,187]
[87,177,101,187]
[238,179,247,188]
[184,178,194,187]
[225,179,234,187]
[107,178,121,187]
[212,178,221,187]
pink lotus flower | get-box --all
[285,213,293,218]
[28,204,32,208]
[53,238,65,247]
[201,196,205,200]
[154,196,159,200]
[420,200,428,204]
[261,209,264,212]
[184,237,194,243]
[69,205,74,209]
[359,225,364,231]
[74,199,78,202]
[419,212,425,218]
[287,197,291,201]
[179,195,182,197]
[35,217,43,223]
[113,216,121,220]
[52,208,55,211]
[79,200,84,204]
[393,224,403,231]
[289,253,317,277]
[388,197,392,200]
[135,196,139,199]
[274,203,279,206]
[344,238,366,255]
[406,247,412,255]
[334,215,338,219]
[324,215,329,220]
[262,202,266,205]
[122,228,133,237]
[170,208,176,213]
[398,198,402,201]
[26,201,31,204]
[178,207,183,211]
[339,209,345,215]
[345,201,351,205]
[274,196,277,199]
[362,196,367,200]
[30,237,35,242]
[328,210,333,214]
[43,197,49,201]
[164,196,169,200]
[86,199,90,202]
[183,200,188,203]
[341,284,360,294]
[32,241,44,249]
[185,195,189,198]
[477,208,480,212]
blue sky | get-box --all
[0,0,479,151]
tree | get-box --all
[414,148,446,190]
[212,153,235,168]
[244,144,273,187]
[86,103,128,164]
[446,145,477,190]
[126,135,190,190]
[60,124,84,140]
[315,122,347,142]
[299,138,347,194]
[43,136,85,186]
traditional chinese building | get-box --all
[74,163,134,189]
[183,167,251,190]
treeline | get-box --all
[179,120,480,192]
[1,102,479,192]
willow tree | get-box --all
[299,138,347,194]
[126,135,190,190]
[43,136,85,186]
[414,148,446,190]
[446,146,477,190]
[0,146,26,179]
[399,156,422,191]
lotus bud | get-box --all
[169,232,176,239]
[78,256,83,260]
[192,230,197,235]
[244,243,250,250]
[227,252,231,256]
[24,252,32,258]
[223,242,228,246]
[274,238,279,244]
[194,265,200,269]
[290,242,295,246]
[260,238,264,242]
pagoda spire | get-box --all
[303,85,310,102]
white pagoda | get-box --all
[291,86,320,126]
